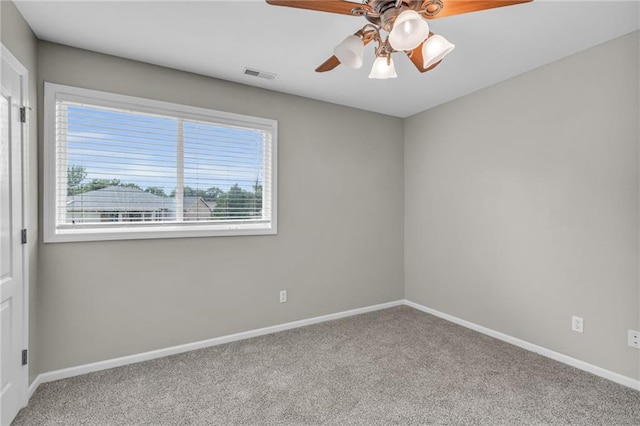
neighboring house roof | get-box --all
[183,196,216,211]
[67,186,216,213]
[67,186,174,212]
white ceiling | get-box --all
[15,0,640,117]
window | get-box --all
[44,83,277,242]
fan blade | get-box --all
[423,0,532,19]
[316,56,341,72]
[315,30,377,73]
[406,42,442,73]
[266,0,361,16]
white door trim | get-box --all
[1,43,30,410]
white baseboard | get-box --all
[27,375,42,400]
[27,300,404,397]
[403,299,640,392]
[26,298,639,403]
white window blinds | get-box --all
[45,83,277,242]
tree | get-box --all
[252,180,262,216]
[70,177,142,195]
[120,182,142,190]
[67,165,87,195]
[213,183,262,219]
[145,187,167,197]
[67,165,154,195]
[84,179,117,192]
[80,179,141,192]
[169,186,223,202]
[205,187,223,202]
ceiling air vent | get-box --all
[243,67,277,81]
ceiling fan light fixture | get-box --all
[368,56,397,79]
[388,10,430,52]
[333,35,365,69]
[266,0,535,77]
[422,34,455,69]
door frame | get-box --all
[1,43,30,408]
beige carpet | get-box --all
[13,306,640,425]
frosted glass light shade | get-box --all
[422,34,455,69]
[333,35,365,69]
[389,10,429,51]
[368,56,397,79]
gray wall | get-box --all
[1,0,39,383]
[405,32,640,380]
[36,42,405,374]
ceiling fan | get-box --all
[266,0,532,79]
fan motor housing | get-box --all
[364,0,431,31]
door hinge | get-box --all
[21,229,27,244]
[22,349,28,366]
[20,106,27,123]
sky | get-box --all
[65,103,266,196]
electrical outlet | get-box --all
[628,330,640,349]
[571,316,584,333]
[279,290,287,303]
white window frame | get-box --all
[44,82,277,243]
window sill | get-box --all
[44,222,277,243]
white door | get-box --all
[0,46,28,426]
